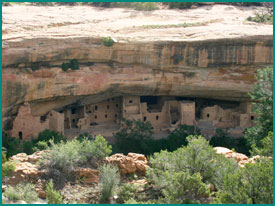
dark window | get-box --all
[88,110,91,113]
[129,100,133,104]
[105,114,108,118]
[207,114,210,118]
[144,116,147,121]
[115,114,118,118]
[72,119,75,123]
[112,98,115,101]
[108,99,110,102]
[95,115,97,119]
[95,106,98,110]
[156,115,159,120]
[251,116,254,120]
[19,131,23,140]
[107,105,110,109]
[116,104,118,108]
[71,108,76,114]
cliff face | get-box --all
[2,5,273,130]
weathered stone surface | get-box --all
[1,5,273,130]
[74,168,100,184]
[105,153,149,175]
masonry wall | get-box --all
[10,103,49,140]
[180,101,195,126]
[48,110,64,134]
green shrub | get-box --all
[161,171,210,204]
[70,59,79,70]
[99,164,120,202]
[103,37,114,47]
[2,161,16,177]
[45,179,63,204]
[61,62,70,71]
[41,139,84,175]
[210,129,250,155]
[250,131,273,157]
[2,132,23,158]
[132,2,159,11]
[117,183,138,203]
[247,13,273,23]
[23,140,34,155]
[147,135,238,201]
[35,129,67,144]
[4,183,39,203]
[77,132,92,141]
[2,147,7,163]
[34,141,49,151]
[168,2,197,9]
[213,158,273,204]
[40,135,112,175]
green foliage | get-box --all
[168,2,197,9]
[245,68,273,148]
[33,141,49,152]
[4,183,39,203]
[147,135,238,202]
[162,172,210,204]
[132,2,159,11]
[2,161,16,177]
[41,139,85,174]
[103,37,114,47]
[35,129,67,144]
[61,59,79,71]
[117,183,138,203]
[2,147,7,163]
[2,132,23,158]
[210,128,250,155]
[247,13,273,23]
[251,131,273,156]
[114,120,199,155]
[99,164,120,202]
[77,132,92,141]
[40,135,111,175]
[213,158,273,204]
[114,119,153,154]
[45,179,63,204]
[23,140,34,155]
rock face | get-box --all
[2,5,273,131]
[105,153,149,175]
[214,147,270,167]
[74,168,100,184]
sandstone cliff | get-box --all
[2,5,273,130]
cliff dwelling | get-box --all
[8,96,256,140]
[2,3,272,143]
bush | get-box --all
[41,139,85,175]
[2,161,16,177]
[117,183,138,203]
[34,141,49,152]
[61,62,70,71]
[40,135,112,176]
[132,2,159,11]
[213,158,273,204]
[2,132,23,158]
[103,37,114,47]
[247,13,273,23]
[35,129,67,145]
[45,179,63,204]
[2,147,7,163]
[147,135,238,201]
[99,164,120,203]
[250,131,273,156]
[61,59,79,71]
[23,140,34,155]
[162,171,210,204]
[168,2,197,9]
[4,183,39,203]
[210,129,250,155]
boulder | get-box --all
[6,161,38,185]
[27,150,49,164]
[9,153,28,162]
[105,153,149,175]
[74,168,100,184]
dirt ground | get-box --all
[2,4,272,42]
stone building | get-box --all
[9,96,256,140]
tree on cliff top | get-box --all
[244,67,273,153]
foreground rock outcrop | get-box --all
[105,153,149,175]
[214,147,271,167]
